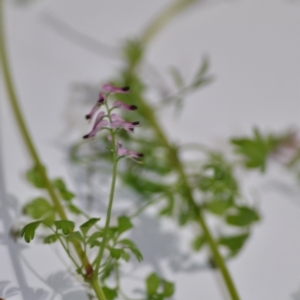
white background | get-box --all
[1,0,300,299]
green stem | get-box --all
[137,99,240,300]
[140,0,200,45]
[0,2,106,299]
[91,278,107,300]
[94,104,119,275]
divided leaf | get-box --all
[20,221,42,243]
[67,231,84,243]
[23,197,55,224]
[44,234,59,244]
[192,235,206,251]
[219,233,250,257]
[54,220,75,235]
[87,231,102,248]
[80,218,100,236]
[26,165,46,188]
[102,286,118,300]
[118,238,143,262]
[162,280,175,297]
[146,273,160,296]
[52,178,75,201]
[117,216,133,234]
[226,206,260,227]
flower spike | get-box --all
[102,84,130,94]
[112,101,137,111]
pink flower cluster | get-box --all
[83,84,143,161]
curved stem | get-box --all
[137,99,240,300]
[140,0,200,46]
[0,2,106,299]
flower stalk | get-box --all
[0,1,106,299]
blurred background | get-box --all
[1,0,300,299]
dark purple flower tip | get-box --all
[132,121,140,125]
[137,153,144,157]
[129,105,138,110]
[98,93,105,103]
[121,86,130,92]
[83,134,89,139]
[102,84,130,94]
[85,114,91,120]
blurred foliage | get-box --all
[67,39,263,264]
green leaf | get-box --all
[109,248,124,260]
[26,165,46,188]
[206,200,232,215]
[54,220,75,235]
[191,235,206,251]
[67,203,82,215]
[191,55,214,89]
[44,234,59,244]
[102,286,118,300]
[162,280,175,297]
[117,216,133,234]
[123,39,144,68]
[87,231,103,247]
[121,251,130,262]
[52,178,75,201]
[169,66,184,89]
[226,206,260,227]
[23,198,55,224]
[80,218,100,236]
[67,231,84,243]
[118,239,143,262]
[219,233,250,257]
[20,221,42,243]
[159,194,174,217]
[231,128,283,172]
[146,273,161,296]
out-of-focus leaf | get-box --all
[226,206,260,227]
[52,178,75,201]
[118,238,143,262]
[146,273,160,296]
[26,165,46,189]
[191,235,206,251]
[109,248,124,260]
[123,39,144,67]
[169,66,184,89]
[87,231,102,247]
[67,231,84,243]
[219,233,249,257]
[67,203,82,215]
[231,128,285,172]
[117,216,133,234]
[23,197,55,224]
[54,220,75,235]
[206,200,232,215]
[162,280,175,297]
[44,234,59,244]
[80,218,100,236]
[20,221,42,243]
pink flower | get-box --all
[107,136,143,161]
[110,114,140,132]
[102,84,130,94]
[83,112,108,139]
[112,101,137,111]
[85,93,106,120]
